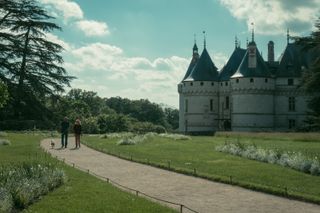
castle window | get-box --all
[225,82,228,86]
[221,82,223,86]
[190,82,193,86]
[211,82,214,86]
[288,79,294,85]
[288,97,295,111]
[225,96,229,109]
[200,82,204,86]
[185,99,188,113]
[288,119,296,129]
[210,99,213,112]
[236,79,239,83]
[250,78,254,83]
[265,78,268,83]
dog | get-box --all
[50,139,55,149]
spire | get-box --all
[193,34,198,51]
[203,30,206,49]
[287,29,290,44]
[235,36,238,49]
[192,34,199,60]
[251,22,255,42]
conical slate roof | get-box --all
[182,58,198,80]
[232,44,272,78]
[184,48,219,81]
[219,47,246,81]
[276,43,318,77]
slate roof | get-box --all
[182,44,199,80]
[231,43,272,78]
[276,43,318,77]
[219,47,246,81]
[182,58,198,80]
[184,48,219,81]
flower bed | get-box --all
[0,163,66,212]
[216,142,320,176]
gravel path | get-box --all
[41,138,320,213]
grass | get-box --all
[82,132,320,204]
[0,133,176,213]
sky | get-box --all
[38,0,320,108]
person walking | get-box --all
[61,117,69,148]
[73,119,82,148]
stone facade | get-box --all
[178,38,315,133]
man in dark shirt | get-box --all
[61,117,69,148]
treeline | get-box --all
[0,88,179,133]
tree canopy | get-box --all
[0,0,74,120]
[0,81,9,108]
[296,18,320,129]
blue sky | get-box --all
[39,0,320,108]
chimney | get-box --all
[268,41,274,63]
[248,42,257,68]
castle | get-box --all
[178,31,317,133]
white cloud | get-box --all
[39,0,83,20]
[219,0,320,35]
[45,33,71,51]
[63,42,189,107]
[39,0,110,37]
[69,43,123,71]
[212,52,228,70]
[76,20,110,37]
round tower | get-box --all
[230,37,275,131]
[178,36,220,134]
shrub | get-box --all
[100,132,135,139]
[82,117,100,134]
[117,134,151,145]
[117,138,136,145]
[0,132,7,137]
[130,122,166,134]
[0,163,66,211]
[216,142,320,176]
[0,187,13,213]
[158,133,191,140]
[0,139,10,146]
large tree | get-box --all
[0,81,9,108]
[0,0,74,119]
[295,18,320,129]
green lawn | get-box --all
[0,133,176,213]
[83,132,320,204]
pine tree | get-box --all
[0,81,8,108]
[0,0,74,119]
[295,18,320,129]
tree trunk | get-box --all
[15,25,31,118]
